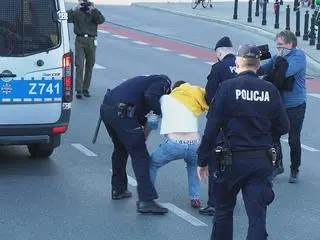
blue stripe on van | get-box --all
[0,78,63,103]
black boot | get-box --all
[136,200,168,214]
[76,91,82,99]
[83,90,91,98]
[112,190,132,200]
[199,205,215,216]
[289,169,299,183]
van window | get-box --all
[0,0,60,57]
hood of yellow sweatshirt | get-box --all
[170,83,209,116]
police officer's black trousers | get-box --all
[100,105,158,201]
[210,155,274,240]
[207,162,215,207]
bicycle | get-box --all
[191,0,210,9]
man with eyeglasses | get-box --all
[258,30,307,183]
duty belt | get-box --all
[103,97,133,108]
[77,34,96,38]
[103,97,136,118]
[232,150,268,159]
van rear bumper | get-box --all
[0,109,70,146]
[0,135,50,145]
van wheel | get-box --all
[28,144,54,159]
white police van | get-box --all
[0,0,73,159]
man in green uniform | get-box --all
[67,0,105,99]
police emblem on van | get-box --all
[1,82,12,95]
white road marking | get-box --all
[117,172,206,226]
[112,34,128,39]
[133,41,149,45]
[281,139,319,152]
[307,93,320,99]
[98,30,110,34]
[109,170,137,186]
[71,143,97,157]
[94,63,106,69]
[205,61,215,65]
[162,203,208,227]
[153,46,171,52]
[127,176,138,187]
[179,54,197,59]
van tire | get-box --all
[28,144,54,159]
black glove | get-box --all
[274,56,289,70]
[263,56,289,90]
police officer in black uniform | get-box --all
[100,75,171,214]
[200,36,237,216]
[197,45,290,240]
[205,36,237,104]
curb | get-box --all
[132,3,320,71]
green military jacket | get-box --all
[67,8,105,37]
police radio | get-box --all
[215,146,233,169]
[267,147,277,167]
[214,129,233,171]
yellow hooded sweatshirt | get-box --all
[170,83,209,117]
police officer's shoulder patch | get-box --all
[229,66,237,74]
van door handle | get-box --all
[0,70,17,78]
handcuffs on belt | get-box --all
[117,103,136,119]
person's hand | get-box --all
[89,2,95,11]
[274,56,288,69]
[146,113,160,130]
[197,166,209,182]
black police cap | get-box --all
[237,44,260,59]
[214,37,233,50]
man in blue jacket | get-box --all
[100,75,171,214]
[258,30,306,183]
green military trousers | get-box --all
[75,36,96,92]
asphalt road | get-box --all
[1,4,320,240]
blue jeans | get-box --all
[150,139,200,199]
